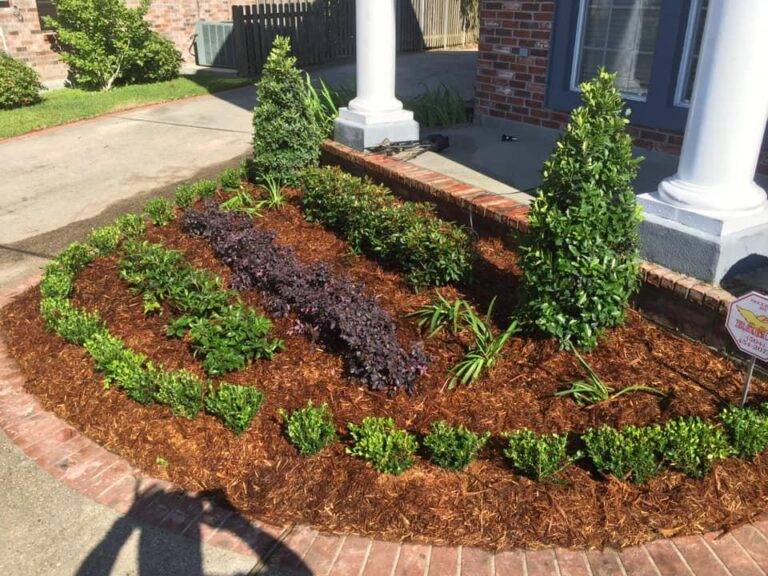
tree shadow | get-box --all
[76,483,312,576]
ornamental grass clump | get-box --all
[347,417,418,475]
[503,429,573,480]
[205,383,264,434]
[663,417,732,478]
[721,406,768,460]
[583,424,664,483]
[251,36,323,186]
[423,420,489,471]
[299,166,474,288]
[280,402,338,456]
[518,69,642,350]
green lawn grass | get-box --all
[0,74,253,139]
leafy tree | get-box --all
[0,53,43,109]
[251,36,323,185]
[45,0,181,90]
[518,69,642,349]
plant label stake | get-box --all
[725,291,768,406]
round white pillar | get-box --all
[348,0,402,115]
[657,0,768,217]
[333,0,419,150]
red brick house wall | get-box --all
[0,0,237,82]
[475,0,768,173]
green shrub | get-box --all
[53,304,105,345]
[110,358,158,405]
[251,36,323,186]
[0,53,43,110]
[57,242,97,272]
[143,198,175,226]
[40,263,74,299]
[219,168,243,192]
[182,305,283,376]
[85,332,130,374]
[300,166,474,287]
[663,417,732,478]
[154,370,203,418]
[280,401,337,456]
[423,420,489,470]
[44,0,181,90]
[503,429,573,480]
[721,406,768,460]
[114,213,146,239]
[583,424,664,483]
[347,417,418,475]
[175,179,219,208]
[518,69,642,349]
[205,382,264,434]
[87,225,122,255]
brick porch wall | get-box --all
[0,0,237,82]
[475,0,768,173]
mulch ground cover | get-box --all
[2,192,768,550]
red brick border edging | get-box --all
[2,277,768,575]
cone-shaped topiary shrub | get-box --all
[251,36,322,186]
[0,53,43,109]
[518,69,642,349]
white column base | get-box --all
[334,107,420,151]
[638,192,768,284]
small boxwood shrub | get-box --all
[40,264,75,300]
[503,429,572,480]
[110,359,158,405]
[721,406,768,460]
[205,382,264,434]
[174,179,219,209]
[114,213,146,239]
[52,303,105,345]
[251,36,323,186]
[663,417,732,478]
[518,69,642,349]
[423,420,489,470]
[0,53,43,110]
[181,202,427,395]
[87,225,122,255]
[57,242,98,272]
[143,198,175,227]
[347,417,418,475]
[280,401,337,456]
[219,168,244,192]
[154,370,203,419]
[583,424,664,483]
[300,167,474,288]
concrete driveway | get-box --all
[0,49,477,290]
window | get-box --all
[571,0,662,101]
[675,0,708,106]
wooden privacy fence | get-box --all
[231,0,477,77]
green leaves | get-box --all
[519,68,642,350]
[663,417,732,478]
[205,383,264,435]
[280,402,338,456]
[423,420,489,471]
[347,417,418,475]
[0,53,43,110]
[300,166,474,288]
[143,198,175,227]
[503,429,574,480]
[252,36,323,186]
[584,424,664,484]
[720,406,768,460]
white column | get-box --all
[642,0,768,234]
[334,0,419,151]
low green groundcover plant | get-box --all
[503,429,573,480]
[87,225,122,255]
[0,53,43,110]
[143,197,175,227]
[423,420,489,470]
[174,179,218,209]
[518,69,642,349]
[300,166,474,287]
[663,417,732,478]
[347,417,418,475]
[720,405,768,460]
[583,424,664,483]
[280,402,338,456]
[205,383,264,434]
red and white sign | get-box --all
[726,291,768,361]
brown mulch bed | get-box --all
[2,195,767,551]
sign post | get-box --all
[726,291,768,406]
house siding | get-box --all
[475,0,768,173]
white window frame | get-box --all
[674,0,707,108]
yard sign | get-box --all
[726,291,768,405]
